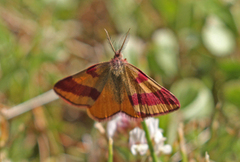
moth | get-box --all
[54,29,180,121]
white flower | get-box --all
[154,128,165,144]
[145,118,163,139]
[129,127,148,155]
[155,144,172,155]
[131,144,149,156]
[154,130,172,155]
[106,113,130,137]
[107,115,122,137]
[145,117,172,155]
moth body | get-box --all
[109,51,127,77]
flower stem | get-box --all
[141,121,158,162]
[108,137,113,162]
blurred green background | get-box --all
[0,0,240,161]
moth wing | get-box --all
[124,63,180,117]
[87,70,141,121]
[54,62,110,108]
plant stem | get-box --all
[141,121,158,162]
[1,89,59,119]
[205,152,210,162]
[108,137,113,162]
[178,123,188,162]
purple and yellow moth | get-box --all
[54,29,180,121]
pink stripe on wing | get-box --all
[128,88,180,106]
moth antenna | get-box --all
[119,28,131,53]
[104,29,116,53]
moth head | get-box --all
[104,28,130,59]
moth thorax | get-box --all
[110,58,124,76]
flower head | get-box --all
[145,117,172,155]
[107,115,122,138]
[145,118,163,139]
[129,127,148,155]
[106,113,131,138]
